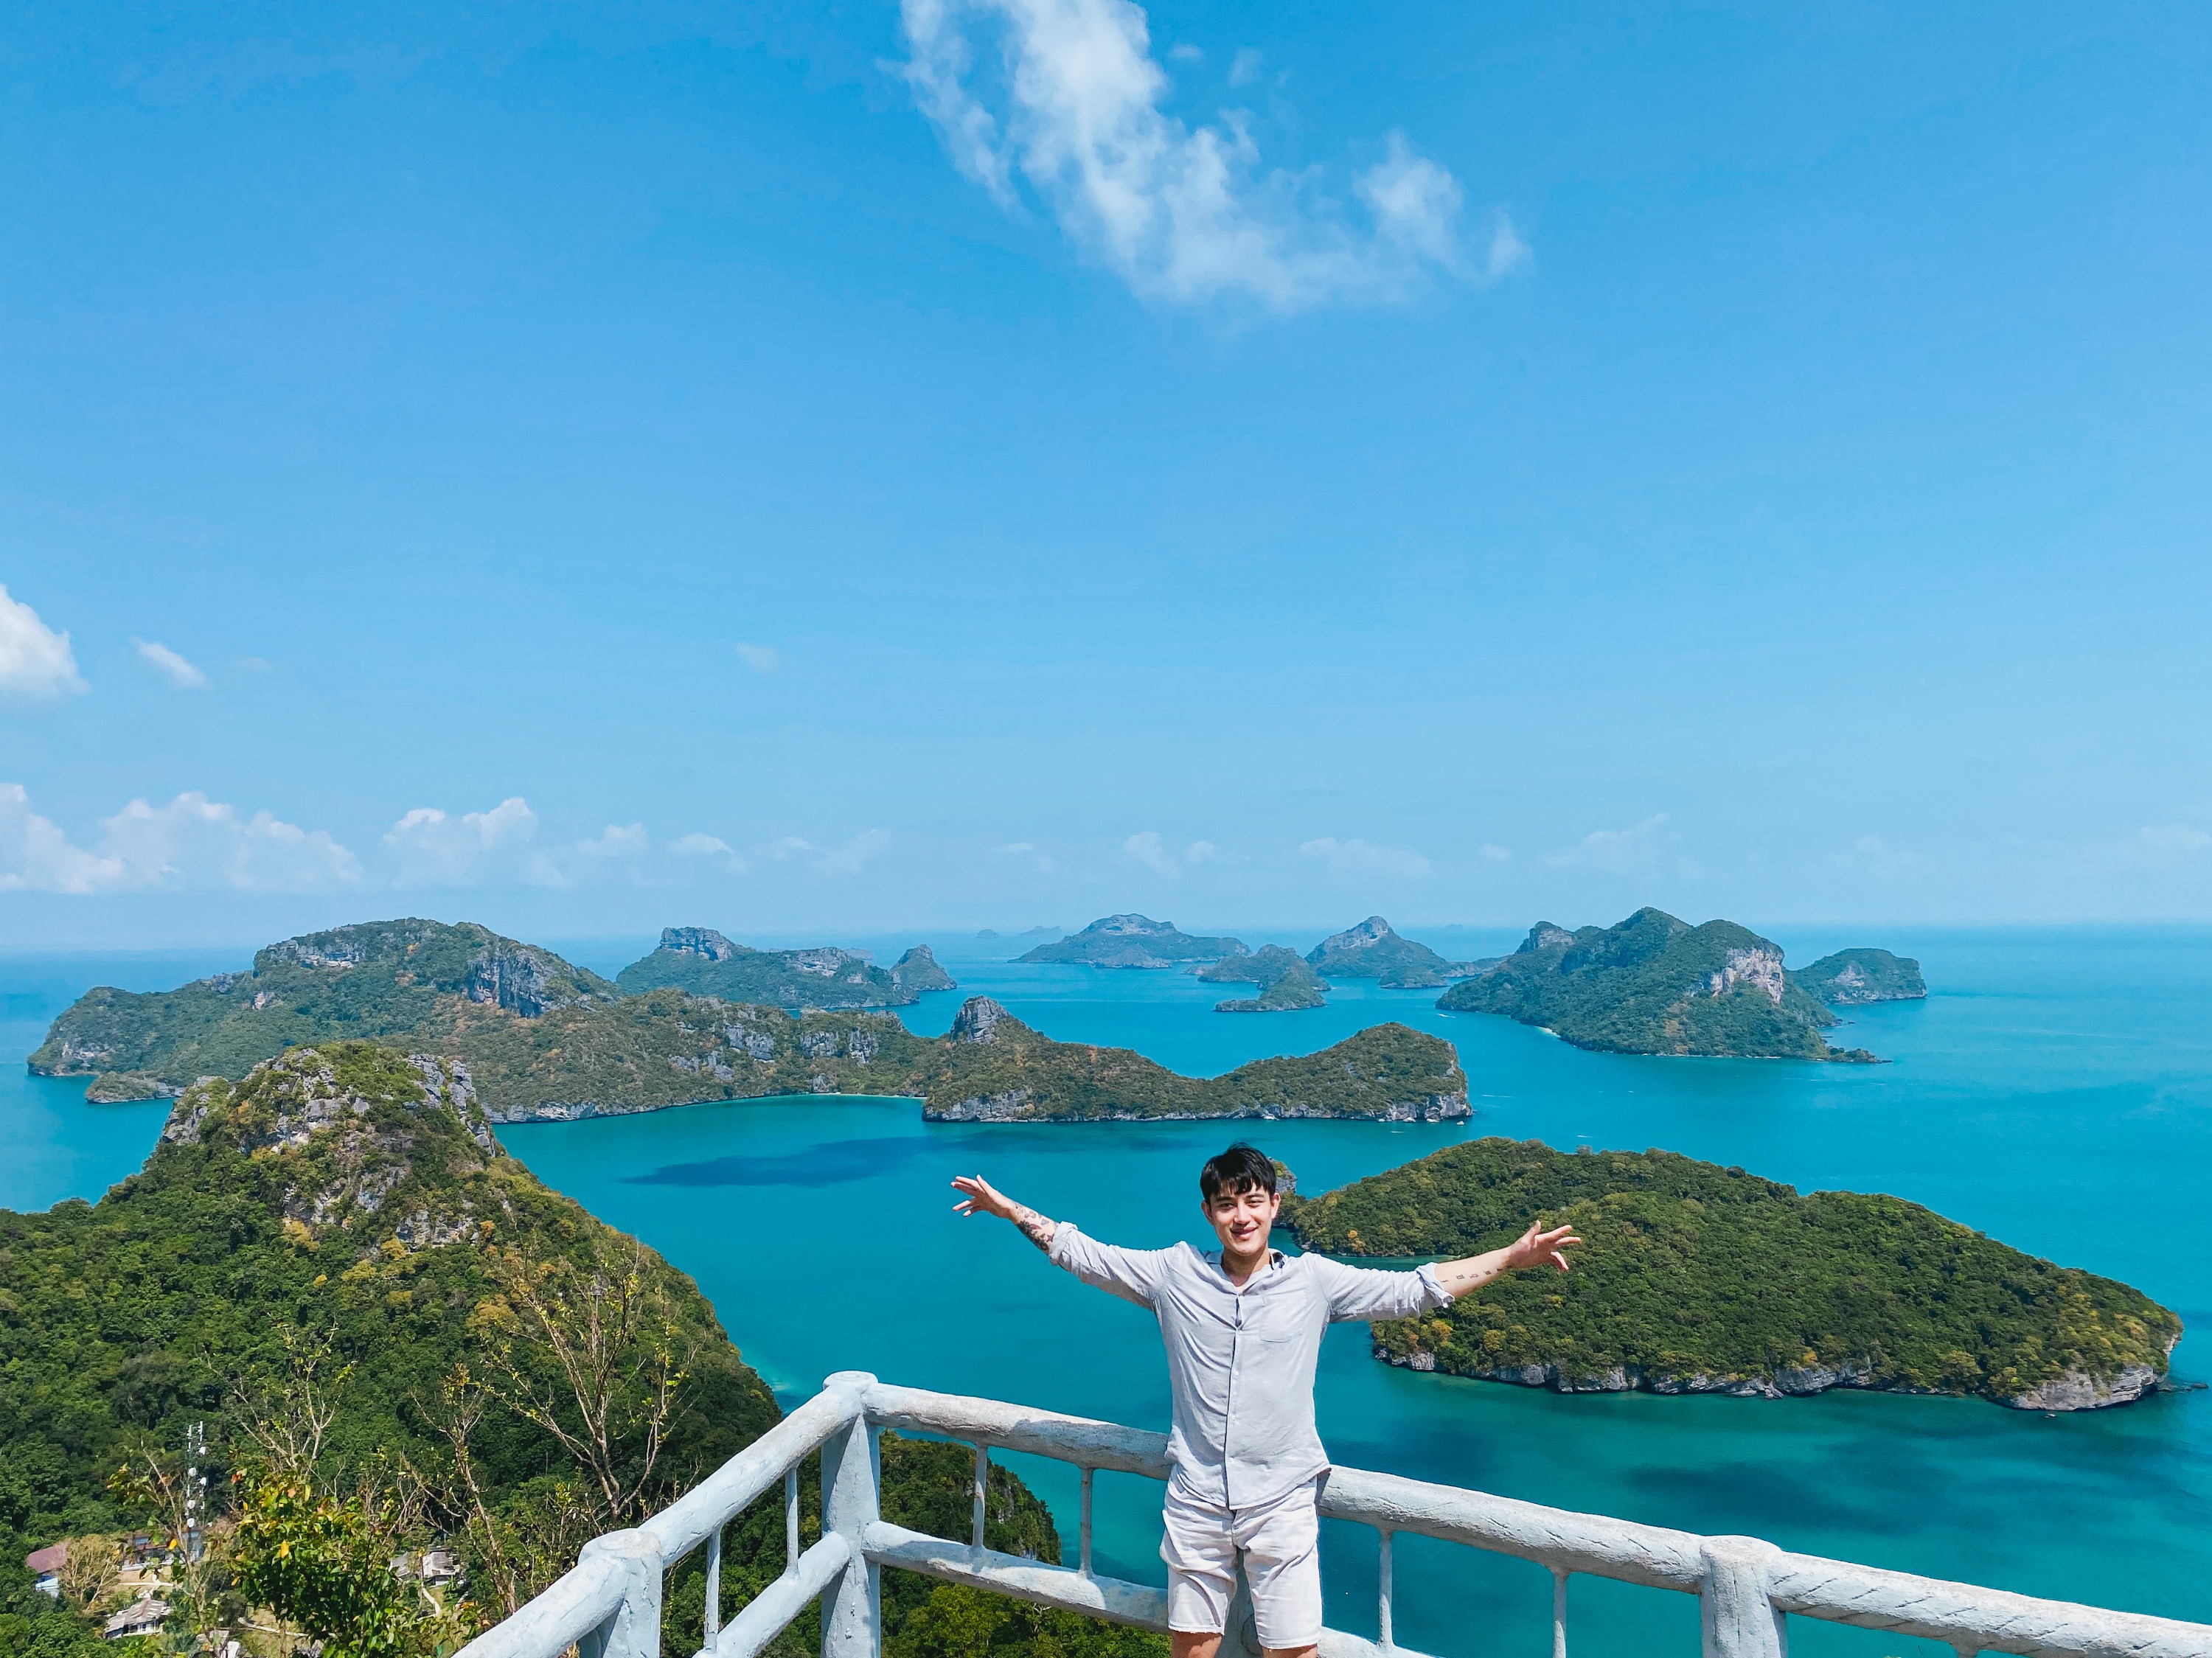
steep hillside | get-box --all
[0,1045,1157,1658]
[614,927,937,1011]
[1193,947,1329,1012]
[1794,948,1927,1006]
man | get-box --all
[951,1143,1581,1658]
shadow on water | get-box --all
[624,1135,934,1188]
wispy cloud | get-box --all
[1478,843,1512,862]
[133,638,209,690]
[1124,830,1217,874]
[769,829,891,876]
[577,823,650,858]
[2136,824,2212,857]
[1545,814,1672,871]
[992,839,1061,874]
[0,585,86,700]
[734,642,780,673]
[671,832,747,872]
[386,796,562,888]
[897,0,1522,311]
[1298,836,1430,877]
[0,783,359,893]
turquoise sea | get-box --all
[5,927,2210,1658]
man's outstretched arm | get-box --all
[951,1174,1058,1253]
[1431,1219,1583,1298]
[951,1175,1168,1308]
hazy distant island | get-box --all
[1794,947,1927,1006]
[613,926,956,1009]
[1305,916,1483,989]
[1193,944,1329,1012]
[29,919,1465,1124]
[1437,908,1895,1061]
[1281,1138,2180,1411]
[1018,913,1245,968]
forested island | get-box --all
[1192,945,1328,1012]
[1436,909,1891,1060]
[1794,947,1926,1006]
[29,921,1466,1124]
[0,1044,1159,1658]
[613,927,956,1009]
[1018,915,1245,968]
[1305,916,1477,989]
[1281,1138,2178,1410]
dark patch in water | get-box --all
[625,1135,931,1188]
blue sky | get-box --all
[4,1,2210,946]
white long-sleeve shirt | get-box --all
[1047,1222,1455,1511]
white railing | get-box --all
[454,1372,2212,1658]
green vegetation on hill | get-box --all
[1305,917,1464,989]
[890,946,959,996]
[1281,1138,2179,1409]
[1436,909,1873,1060]
[1793,948,1927,1006]
[30,923,1457,1123]
[1018,916,1245,969]
[0,1045,1158,1658]
[615,927,927,1010]
[1194,947,1328,1013]
[916,999,1465,1121]
[30,920,615,1101]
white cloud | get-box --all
[577,823,649,858]
[1123,831,1220,874]
[1124,830,1175,874]
[385,796,560,888]
[1228,46,1262,86]
[1479,843,1512,863]
[1169,41,1201,62]
[768,829,891,876]
[1545,814,1672,871]
[0,585,86,700]
[1298,836,1431,877]
[734,642,780,673]
[133,638,209,690]
[671,832,747,872]
[0,783,359,893]
[898,0,1515,311]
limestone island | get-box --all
[1018,913,1245,969]
[1436,908,1889,1061]
[1306,916,1485,989]
[616,926,956,1009]
[1281,1138,2181,1411]
[0,1041,1132,1658]
[1192,945,1329,1012]
[1794,947,1927,1006]
[29,919,1466,1124]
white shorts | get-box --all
[1160,1477,1324,1651]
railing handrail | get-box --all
[456,1374,2212,1658]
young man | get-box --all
[951,1143,1581,1658]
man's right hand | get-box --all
[951,1174,1014,1219]
[952,1175,1058,1251]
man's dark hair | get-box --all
[1200,1142,1277,1204]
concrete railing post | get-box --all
[1701,1538,1786,1658]
[574,1530,664,1658]
[821,1372,882,1658]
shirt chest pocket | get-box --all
[1238,1298,1314,1348]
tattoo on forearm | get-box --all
[1007,1203,1056,1253]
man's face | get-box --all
[1203,1182,1281,1255]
